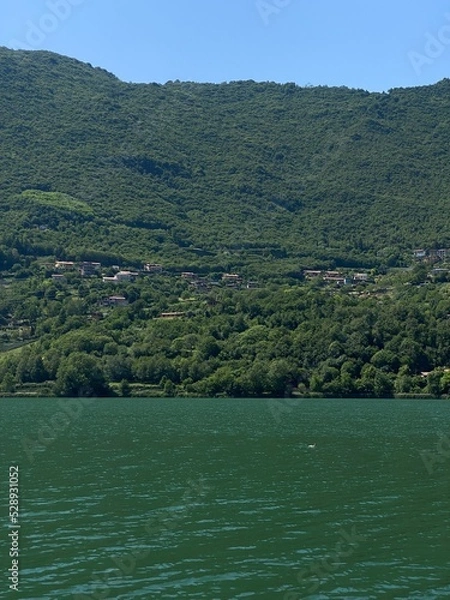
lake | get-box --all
[1,397,449,599]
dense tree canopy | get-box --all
[1,48,450,397]
[1,48,450,271]
[1,268,450,397]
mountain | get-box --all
[3,48,450,398]
[1,47,450,274]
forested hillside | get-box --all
[2,47,450,270]
[1,47,450,398]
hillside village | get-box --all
[1,247,449,360]
[2,50,450,398]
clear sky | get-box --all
[2,0,450,91]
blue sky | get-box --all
[2,0,450,91]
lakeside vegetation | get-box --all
[1,48,450,397]
[1,261,450,398]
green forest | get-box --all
[1,47,450,398]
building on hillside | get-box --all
[323,271,350,286]
[55,261,76,271]
[353,272,369,283]
[303,270,323,279]
[429,248,449,261]
[189,277,210,292]
[101,295,129,307]
[144,263,163,274]
[181,272,197,280]
[413,249,426,259]
[115,270,139,282]
[222,273,241,287]
[414,248,450,262]
[103,271,139,284]
[107,295,129,307]
[431,268,450,279]
[81,262,101,277]
[323,271,345,283]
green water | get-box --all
[1,397,449,599]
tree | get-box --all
[410,264,428,285]
[373,370,394,398]
[1,372,16,393]
[118,379,132,397]
[16,347,48,383]
[440,370,450,396]
[266,360,297,396]
[132,356,176,384]
[370,349,399,373]
[394,365,414,394]
[55,352,111,397]
[237,360,268,396]
[195,336,221,360]
[161,376,177,397]
[426,370,443,398]
[194,365,237,396]
[104,354,132,382]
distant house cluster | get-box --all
[50,261,259,292]
[413,248,450,262]
[53,260,101,281]
[51,260,163,283]
[303,270,370,286]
